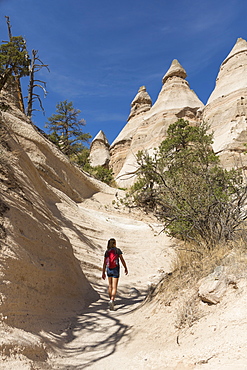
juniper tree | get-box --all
[127,119,247,248]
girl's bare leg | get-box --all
[108,277,113,299]
[111,277,119,301]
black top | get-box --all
[104,247,122,258]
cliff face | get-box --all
[101,38,247,187]
[203,38,247,169]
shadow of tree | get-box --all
[40,282,147,369]
[1,190,148,367]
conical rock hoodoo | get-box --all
[109,59,203,187]
[89,130,110,167]
[203,37,247,169]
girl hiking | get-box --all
[102,238,128,311]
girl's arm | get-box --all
[119,254,128,275]
[102,258,107,280]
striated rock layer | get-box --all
[128,85,152,121]
[203,38,247,170]
[110,59,204,187]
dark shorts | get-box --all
[107,267,120,278]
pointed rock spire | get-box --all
[128,85,152,120]
[91,130,109,146]
[151,59,203,113]
[89,130,110,167]
[207,37,247,104]
[222,37,247,65]
[131,85,152,106]
[110,60,204,187]
[162,59,187,84]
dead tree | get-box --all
[26,49,49,118]
[5,15,12,39]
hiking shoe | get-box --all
[109,300,115,311]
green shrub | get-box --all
[126,119,247,249]
[86,165,114,186]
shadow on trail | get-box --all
[43,282,147,369]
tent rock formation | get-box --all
[109,58,204,187]
[90,38,247,187]
[89,130,110,167]
[128,85,152,121]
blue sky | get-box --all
[0,0,246,144]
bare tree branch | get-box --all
[26,49,49,118]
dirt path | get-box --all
[2,194,247,369]
[47,283,148,369]
[45,198,175,369]
[45,193,247,370]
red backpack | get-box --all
[106,248,119,269]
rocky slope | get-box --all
[0,98,115,362]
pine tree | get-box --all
[0,36,30,93]
[45,100,91,156]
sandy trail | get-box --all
[45,197,175,369]
[47,284,147,369]
[2,193,247,370]
[44,196,247,370]
[3,191,247,370]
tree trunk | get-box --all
[26,50,35,118]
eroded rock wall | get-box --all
[203,38,247,170]
[0,106,106,329]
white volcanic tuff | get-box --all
[0,102,119,329]
[111,86,153,147]
[0,118,100,328]
[91,129,109,144]
[110,59,204,187]
[2,112,113,201]
[162,58,187,83]
[109,90,152,178]
[129,59,203,125]
[89,130,110,167]
[128,85,152,121]
[150,59,203,115]
[150,78,204,115]
[207,38,247,104]
[203,38,247,169]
